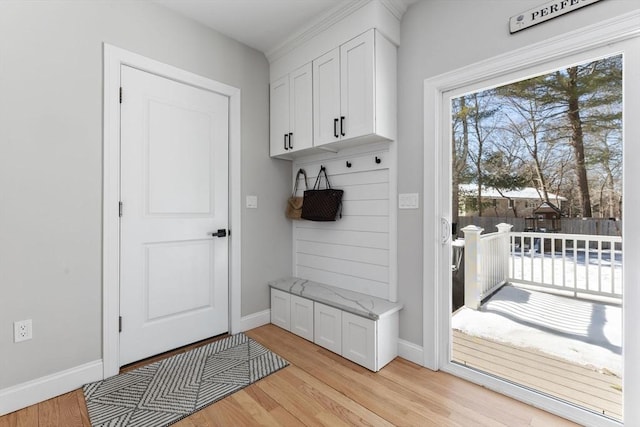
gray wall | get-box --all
[0,1,291,389]
[397,0,640,346]
[2,0,637,393]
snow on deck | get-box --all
[452,284,621,376]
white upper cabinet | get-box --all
[270,63,313,157]
[269,75,290,157]
[313,29,396,151]
[313,48,341,146]
[290,64,314,153]
[270,28,397,159]
[340,31,375,142]
[313,30,375,146]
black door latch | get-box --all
[210,229,227,238]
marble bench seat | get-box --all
[268,276,403,320]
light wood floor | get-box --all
[0,324,579,426]
[453,330,622,421]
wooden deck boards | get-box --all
[453,330,622,420]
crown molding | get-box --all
[265,0,371,63]
[379,0,408,20]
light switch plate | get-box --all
[246,195,258,209]
[399,193,419,209]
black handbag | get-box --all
[301,166,343,221]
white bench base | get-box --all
[269,278,402,372]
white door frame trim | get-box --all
[102,44,242,378]
[423,10,640,426]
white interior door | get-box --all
[119,65,229,366]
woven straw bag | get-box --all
[285,168,308,220]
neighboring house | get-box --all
[458,184,567,218]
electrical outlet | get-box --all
[14,319,32,343]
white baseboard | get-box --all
[398,338,424,366]
[239,309,271,332]
[0,360,103,416]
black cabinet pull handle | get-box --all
[284,133,288,151]
[340,116,346,136]
[333,118,339,138]
[288,132,293,149]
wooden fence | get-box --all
[457,216,621,236]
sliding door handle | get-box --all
[340,116,345,136]
[441,218,451,244]
[333,118,339,138]
[288,132,293,149]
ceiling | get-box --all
[154,0,413,56]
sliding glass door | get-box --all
[427,28,640,426]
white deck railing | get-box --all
[462,224,512,309]
[509,231,622,299]
[462,225,622,310]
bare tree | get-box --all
[588,128,622,218]
[498,81,559,204]
[451,96,470,225]
[466,91,499,216]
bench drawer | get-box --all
[314,302,342,354]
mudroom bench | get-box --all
[269,277,403,372]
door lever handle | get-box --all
[209,229,227,238]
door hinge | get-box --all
[119,87,123,104]
[119,201,123,217]
[119,316,122,333]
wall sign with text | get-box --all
[509,0,603,34]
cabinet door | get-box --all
[269,75,290,157]
[270,288,290,330]
[290,295,314,341]
[313,48,341,147]
[314,303,342,354]
[342,312,376,371]
[340,30,375,140]
[289,63,313,152]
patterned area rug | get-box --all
[83,333,288,427]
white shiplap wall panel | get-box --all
[296,228,389,249]
[296,266,389,299]
[339,183,389,201]
[293,147,391,300]
[296,240,389,266]
[330,169,389,186]
[296,216,388,232]
[341,199,389,216]
[297,253,389,282]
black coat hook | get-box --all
[375,156,381,164]
[346,161,352,168]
